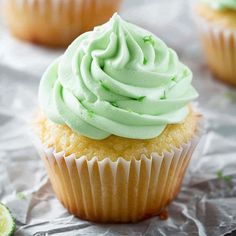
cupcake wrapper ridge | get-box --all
[35,120,203,223]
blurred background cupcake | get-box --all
[4,0,123,47]
[195,0,236,86]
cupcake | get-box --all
[4,0,122,47]
[195,0,236,86]
[34,14,202,223]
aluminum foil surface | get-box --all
[0,0,236,235]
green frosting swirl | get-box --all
[202,0,236,10]
[39,14,198,140]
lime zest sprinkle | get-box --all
[143,57,148,65]
[16,192,26,200]
[143,35,155,46]
[171,76,177,81]
[87,110,94,118]
[216,170,233,185]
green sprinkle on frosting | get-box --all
[143,57,148,65]
[143,35,155,46]
[87,110,94,118]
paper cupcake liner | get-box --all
[5,0,122,47]
[195,15,236,86]
[34,120,203,223]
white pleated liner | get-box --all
[195,15,236,85]
[38,122,203,223]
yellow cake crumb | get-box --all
[196,3,236,29]
[34,107,201,161]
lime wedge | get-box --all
[0,203,16,236]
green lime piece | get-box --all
[0,203,16,236]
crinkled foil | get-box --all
[0,0,236,235]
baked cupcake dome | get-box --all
[196,0,236,86]
[4,0,122,47]
[35,14,201,222]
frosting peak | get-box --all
[201,0,236,10]
[39,14,198,140]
